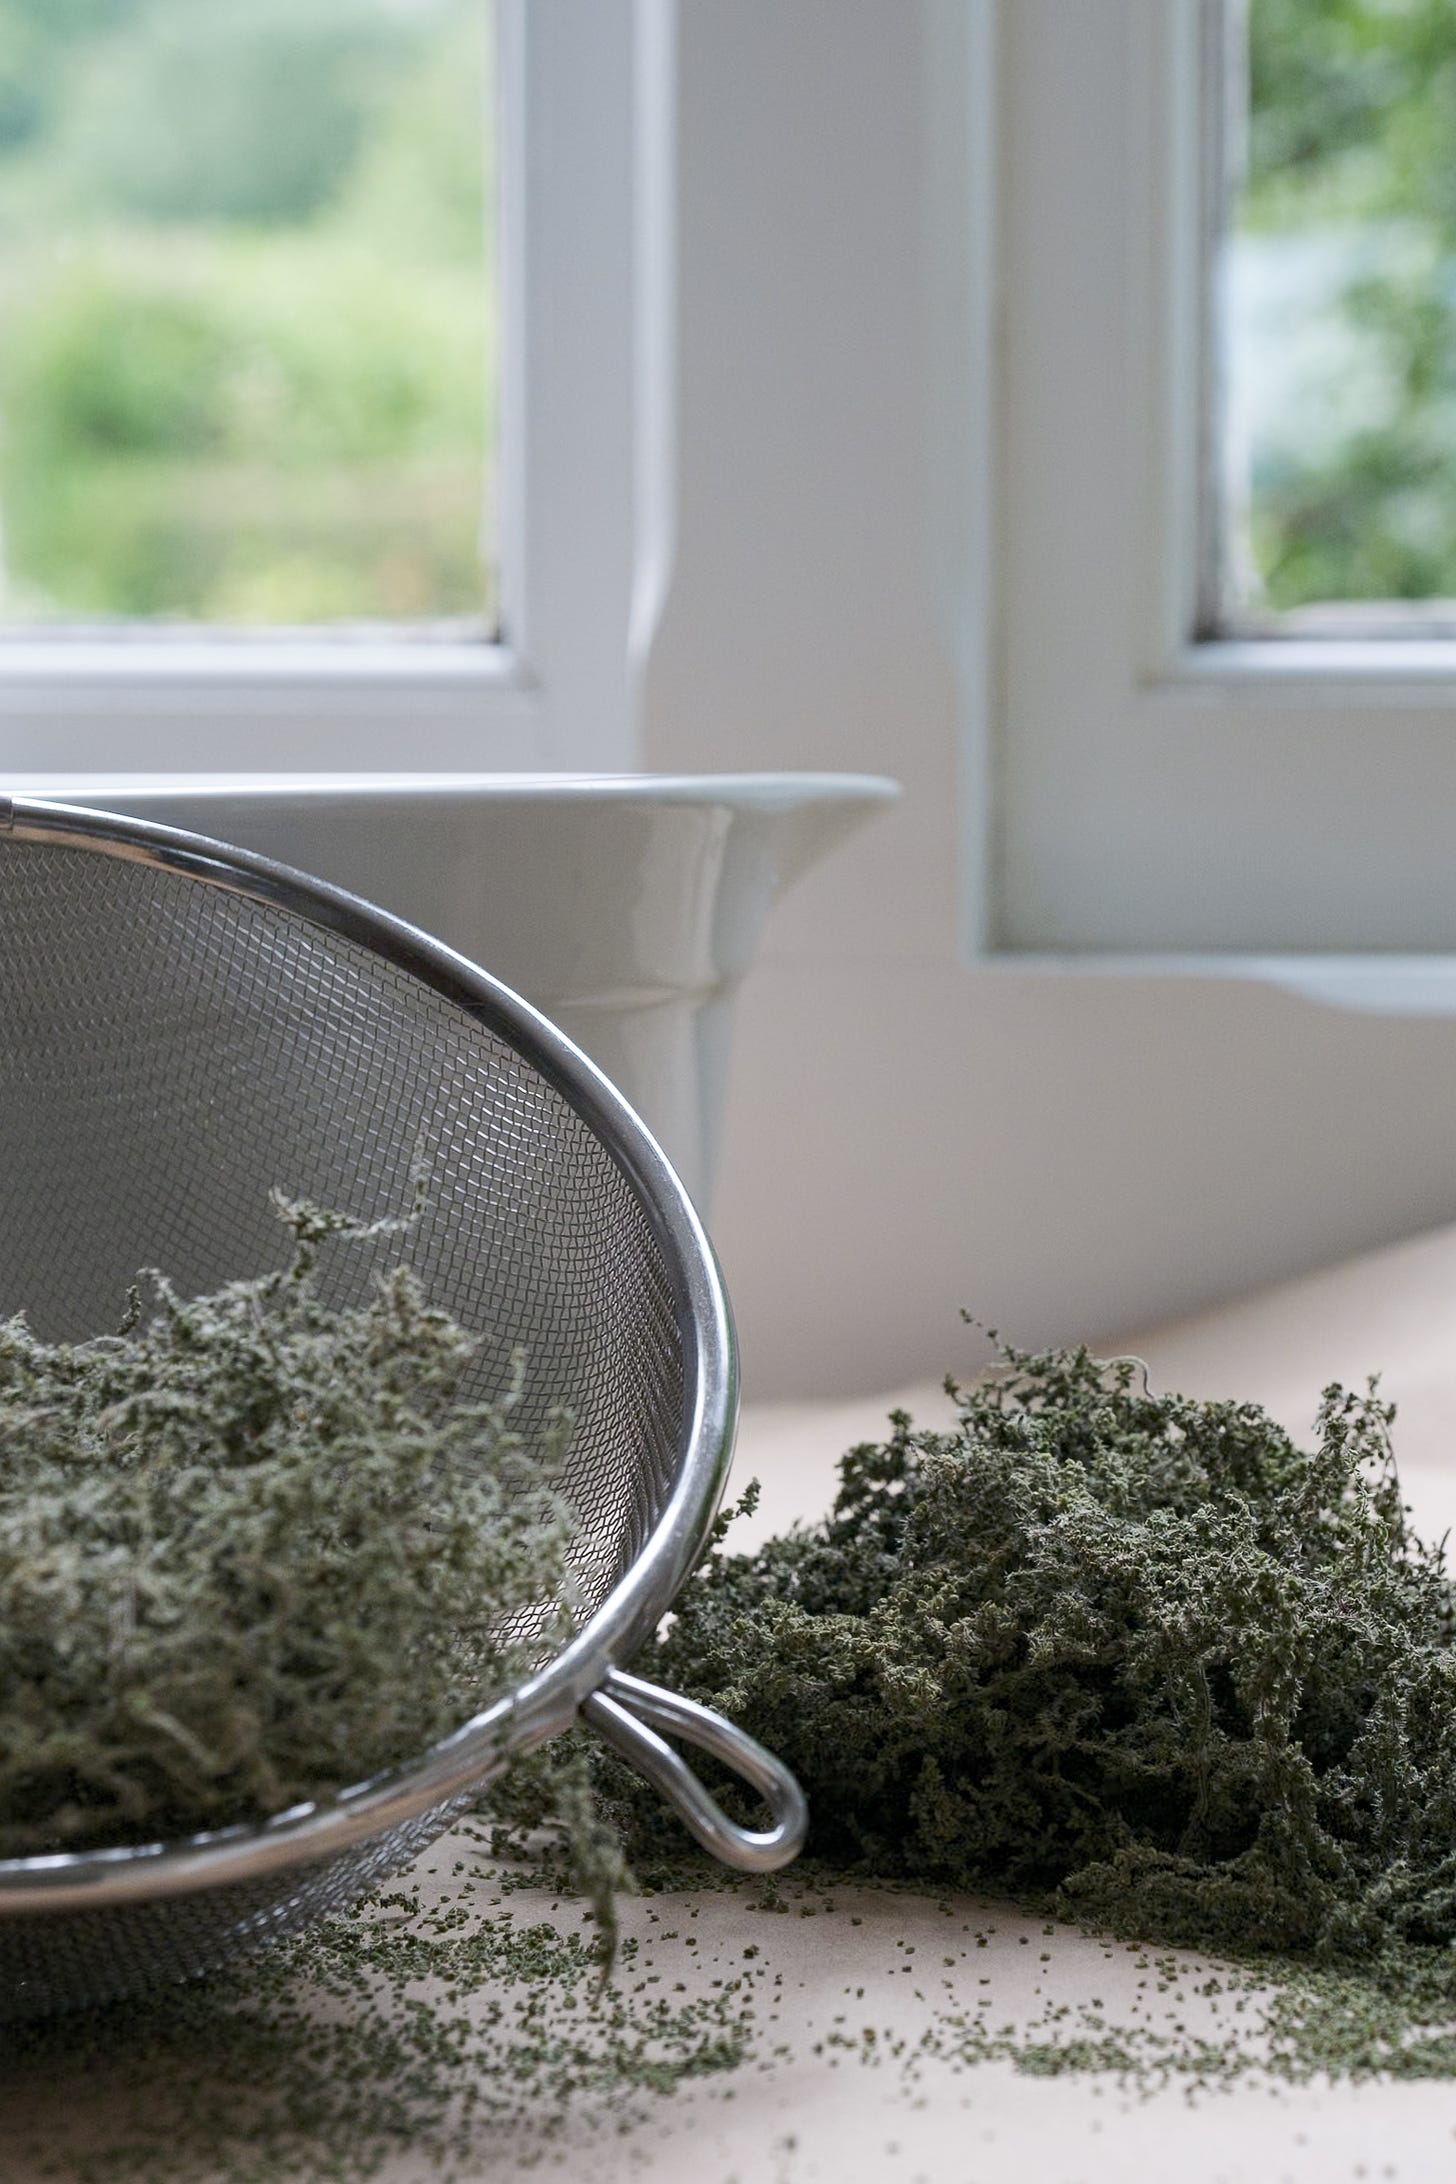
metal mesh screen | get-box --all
[0,1800,474,2022]
[0,831,690,2013]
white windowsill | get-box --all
[0,639,530,717]
[1162,640,1456,701]
[981,952,1456,1015]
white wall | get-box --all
[642,0,1456,1402]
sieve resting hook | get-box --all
[582,1666,808,1874]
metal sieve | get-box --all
[0,797,807,2020]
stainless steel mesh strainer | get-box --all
[0,797,807,2020]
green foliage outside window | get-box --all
[6,1,1442,627]
[0,0,492,626]
[1239,0,1456,612]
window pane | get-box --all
[1221,0,1456,625]
[0,0,495,630]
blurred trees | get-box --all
[1238,0,1456,611]
[0,0,491,625]
[10,0,1446,625]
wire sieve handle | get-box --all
[581,1666,808,1874]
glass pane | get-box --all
[1222,0,1456,625]
[0,0,495,630]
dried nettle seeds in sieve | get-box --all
[0,1191,574,1857]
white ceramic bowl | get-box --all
[11,772,899,1208]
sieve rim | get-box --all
[0,795,737,1914]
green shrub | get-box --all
[0,237,489,620]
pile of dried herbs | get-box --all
[630,1337,1456,2001]
[21,1322,1456,2178]
[0,1193,572,1855]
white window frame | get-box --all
[0,0,667,780]
[955,0,1456,984]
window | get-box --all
[0,0,496,634]
[0,0,654,776]
[970,0,1456,964]
[1219,0,1456,635]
